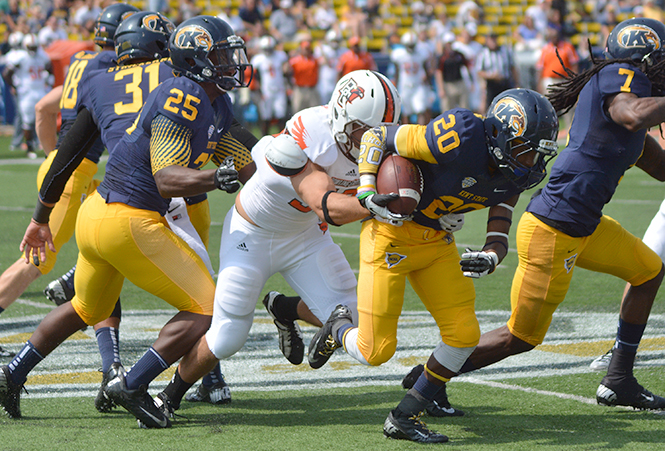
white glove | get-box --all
[460,249,499,278]
[438,213,465,233]
[359,192,411,225]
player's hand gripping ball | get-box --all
[376,154,423,215]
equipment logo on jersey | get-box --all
[385,252,406,268]
[334,78,365,109]
[142,13,175,35]
[462,177,477,188]
[616,24,661,52]
[173,24,213,51]
[490,97,527,137]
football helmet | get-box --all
[94,3,140,48]
[169,15,252,92]
[8,31,24,49]
[22,34,38,53]
[484,88,559,190]
[329,70,401,163]
[400,31,417,51]
[605,18,665,66]
[259,35,276,53]
[114,11,174,65]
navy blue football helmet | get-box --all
[114,11,174,65]
[484,89,559,190]
[605,18,665,66]
[168,16,252,91]
[94,3,140,48]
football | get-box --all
[376,154,423,215]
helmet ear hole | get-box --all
[184,57,196,68]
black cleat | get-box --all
[262,291,304,365]
[0,346,15,359]
[43,276,75,306]
[0,365,23,418]
[185,380,232,405]
[597,376,665,410]
[95,363,125,413]
[105,373,171,428]
[401,364,464,417]
[307,304,352,369]
[383,408,449,443]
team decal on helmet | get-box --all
[142,13,175,35]
[490,97,527,138]
[173,25,213,51]
[335,78,365,109]
[616,24,661,52]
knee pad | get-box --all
[216,265,264,316]
[206,307,254,359]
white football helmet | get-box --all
[400,31,417,51]
[329,70,401,163]
[8,31,24,49]
[22,33,39,53]
[259,35,276,53]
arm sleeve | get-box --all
[212,131,253,172]
[150,114,194,174]
[229,116,259,151]
[39,107,100,204]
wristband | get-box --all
[321,190,340,226]
[33,200,53,224]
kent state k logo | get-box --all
[173,25,213,51]
[336,78,365,108]
[492,97,527,137]
[617,24,661,51]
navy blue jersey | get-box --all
[99,76,235,215]
[77,58,174,154]
[56,50,116,163]
[400,109,525,230]
[528,63,651,236]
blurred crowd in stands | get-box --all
[0,0,664,153]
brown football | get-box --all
[376,154,423,215]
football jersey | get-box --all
[5,48,51,98]
[77,58,174,154]
[250,50,288,95]
[394,108,525,230]
[390,46,429,90]
[527,63,651,237]
[99,76,235,215]
[239,105,358,233]
[56,49,117,163]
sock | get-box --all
[614,318,646,354]
[395,388,429,416]
[202,362,224,387]
[336,322,354,345]
[458,358,476,374]
[272,295,300,322]
[8,341,44,385]
[0,306,4,315]
[61,265,76,292]
[161,369,192,410]
[412,372,442,400]
[95,327,121,373]
[124,347,169,390]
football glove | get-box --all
[460,248,499,278]
[358,191,410,225]
[214,156,240,193]
[438,213,465,233]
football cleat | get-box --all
[0,346,15,358]
[589,348,613,371]
[185,380,232,405]
[401,364,464,417]
[43,276,75,306]
[597,376,665,410]
[105,373,171,428]
[95,362,125,413]
[307,304,352,369]
[383,408,449,443]
[0,365,23,418]
[262,291,304,365]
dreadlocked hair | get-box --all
[546,40,665,116]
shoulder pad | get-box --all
[265,134,308,176]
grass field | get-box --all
[0,135,664,450]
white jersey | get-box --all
[314,43,344,104]
[239,105,359,233]
[391,46,429,90]
[5,49,51,98]
[250,50,288,96]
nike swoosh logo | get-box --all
[139,406,168,427]
[494,188,508,193]
[217,127,224,134]
[167,206,178,214]
[641,393,655,402]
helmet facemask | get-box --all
[204,37,252,92]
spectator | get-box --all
[337,36,376,78]
[309,0,337,31]
[38,16,68,48]
[339,0,368,40]
[288,40,320,113]
[239,0,265,38]
[526,0,551,35]
[314,28,344,104]
[435,31,469,111]
[455,0,481,29]
[643,0,664,21]
[251,35,289,134]
[452,22,483,113]
[513,14,544,91]
[269,0,302,42]
[476,33,518,111]
[217,6,246,35]
[72,0,101,35]
[177,0,202,23]
[391,30,434,124]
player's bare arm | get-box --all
[636,134,665,181]
[291,161,368,226]
[606,92,665,132]
[482,195,518,263]
[35,85,63,155]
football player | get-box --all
[152,70,401,413]
[3,16,253,428]
[0,2,139,360]
[308,88,559,442]
[445,17,665,411]
[250,35,289,134]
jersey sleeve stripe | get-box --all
[214,132,253,171]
